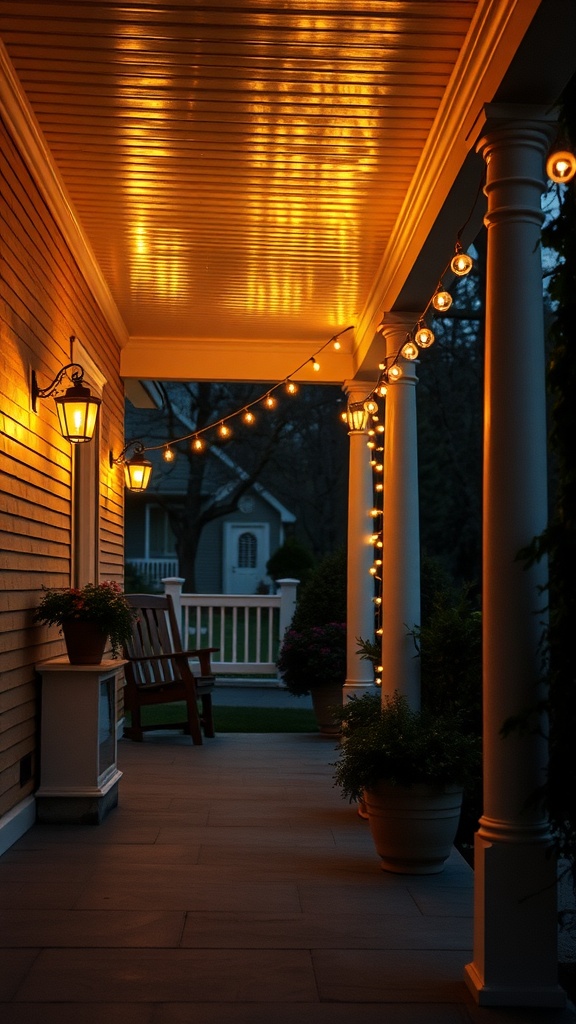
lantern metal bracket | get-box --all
[109,440,146,468]
[31,363,86,412]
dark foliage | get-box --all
[290,547,346,631]
[266,538,316,589]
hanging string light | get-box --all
[414,321,435,349]
[546,145,576,183]
[113,325,355,486]
[400,336,419,361]
[431,283,453,312]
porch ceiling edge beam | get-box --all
[0,39,129,350]
[121,338,356,386]
[352,0,541,374]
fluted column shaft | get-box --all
[342,381,378,695]
[380,314,421,711]
[464,105,564,1008]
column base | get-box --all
[464,961,566,1008]
[464,822,566,1008]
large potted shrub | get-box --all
[276,548,346,734]
[334,561,482,872]
[332,690,480,873]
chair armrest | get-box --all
[188,647,220,675]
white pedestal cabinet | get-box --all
[35,658,126,824]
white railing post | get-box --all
[162,577,185,624]
[277,578,299,639]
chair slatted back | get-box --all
[122,593,216,743]
[124,594,183,689]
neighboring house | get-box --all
[124,397,296,593]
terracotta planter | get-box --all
[62,620,108,665]
[310,684,343,735]
[363,779,464,874]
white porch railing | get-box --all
[127,559,179,588]
[162,577,299,677]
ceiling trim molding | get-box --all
[121,338,355,385]
[0,40,128,348]
[353,0,541,367]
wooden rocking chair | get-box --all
[122,593,218,744]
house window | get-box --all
[148,507,177,557]
[238,531,257,568]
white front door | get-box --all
[223,523,269,594]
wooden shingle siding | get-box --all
[0,114,126,824]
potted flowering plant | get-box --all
[276,621,346,734]
[35,581,137,663]
[277,621,347,695]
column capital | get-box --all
[377,311,421,363]
[473,103,558,158]
[342,379,374,404]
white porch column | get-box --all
[379,314,421,711]
[342,381,378,697]
[464,106,565,1008]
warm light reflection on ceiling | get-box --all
[0,0,472,341]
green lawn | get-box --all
[127,701,317,733]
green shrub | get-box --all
[291,547,346,630]
[266,538,316,589]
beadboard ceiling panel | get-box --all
[0,1,556,382]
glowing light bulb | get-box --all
[263,394,277,409]
[311,358,320,372]
[546,150,576,183]
[162,446,175,463]
[415,323,435,348]
[333,340,341,350]
[432,288,452,312]
[375,482,383,492]
[370,533,379,543]
[369,508,382,517]
[373,596,382,605]
[219,422,231,439]
[285,380,298,395]
[401,340,418,360]
[450,246,473,276]
[364,399,378,415]
[367,440,376,449]
[369,566,377,576]
[388,365,402,381]
[191,436,205,452]
[377,384,388,397]
[243,410,255,425]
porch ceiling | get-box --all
[0,1,573,388]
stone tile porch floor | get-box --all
[0,685,575,1024]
